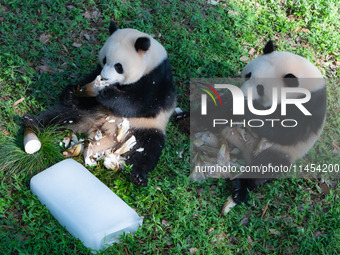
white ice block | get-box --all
[30,159,143,251]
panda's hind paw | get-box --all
[131,170,148,187]
[22,114,39,128]
[231,179,250,205]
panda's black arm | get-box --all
[96,86,149,117]
[246,105,313,145]
[126,129,166,186]
[59,64,102,109]
[97,82,176,118]
[246,87,326,145]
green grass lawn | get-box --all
[0,0,339,254]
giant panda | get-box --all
[193,41,326,204]
[224,41,327,204]
[22,21,177,187]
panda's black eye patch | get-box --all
[245,72,252,79]
[283,73,299,87]
[114,63,123,74]
[257,84,264,97]
[103,57,107,65]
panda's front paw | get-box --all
[172,111,189,121]
[131,170,148,187]
[231,179,250,205]
[22,114,39,128]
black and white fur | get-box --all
[226,41,326,204]
[23,21,177,186]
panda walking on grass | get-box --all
[23,21,177,187]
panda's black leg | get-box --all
[232,149,291,204]
[22,114,41,129]
[126,129,165,187]
[232,178,272,205]
[22,104,82,130]
[231,178,248,205]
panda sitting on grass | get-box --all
[23,21,177,187]
[193,41,326,205]
[228,41,326,204]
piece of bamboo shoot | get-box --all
[24,129,41,154]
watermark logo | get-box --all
[198,82,222,115]
[190,78,334,180]
[201,84,311,116]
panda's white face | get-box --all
[98,28,167,85]
[241,51,324,107]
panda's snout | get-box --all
[100,65,113,81]
[100,65,125,85]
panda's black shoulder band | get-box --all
[263,40,274,54]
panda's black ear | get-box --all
[283,73,299,87]
[135,37,151,52]
[263,40,274,54]
[109,21,118,35]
